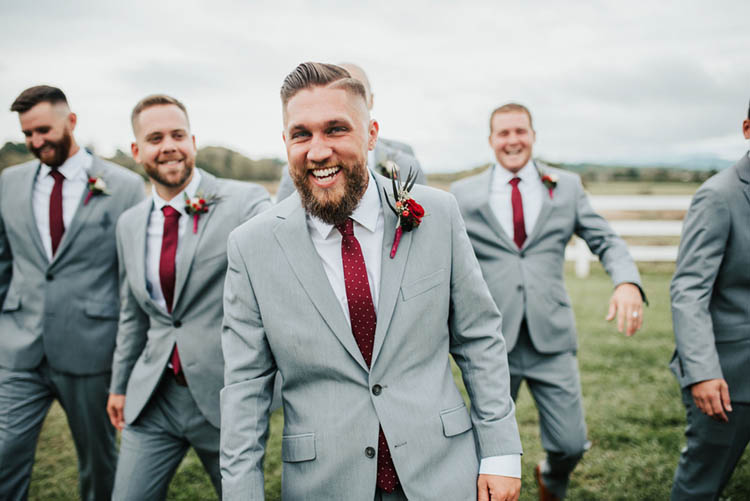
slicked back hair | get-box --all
[280,62,367,109]
[10,85,68,113]
[489,103,534,133]
[131,94,190,134]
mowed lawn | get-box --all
[29,263,750,500]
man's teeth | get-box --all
[161,160,182,165]
[311,167,340,179]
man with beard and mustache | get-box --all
[220,62,522,501]
[0,85,145,500]
[107,94,270,500]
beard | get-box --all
[144,158,194,189]
[292,161,368,226]
[30,128,72,168]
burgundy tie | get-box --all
[336,218,399,493]
[509,177,526,249]
[160,206,183,376]
[49,169,65,256]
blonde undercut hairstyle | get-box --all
[131,94,190,133]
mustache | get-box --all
[30,141,57,155]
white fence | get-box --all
[565,195,692,277]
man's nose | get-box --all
[307,136,332,163]
[160,137,177,153]
[30,133,45,149]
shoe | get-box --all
[535,463,561,501]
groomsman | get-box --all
[275,62,426,202]
[452,103,645,500]
[221,62,522,500]
[0,86,144,500]
[107,94,270,500]
[669,102,750,500]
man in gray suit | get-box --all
[221,62,523,500]
[669,103,750,500]
[452,103,644,500]
[0,86,145,500]
[106,94,271,500]
[275,62,426,202]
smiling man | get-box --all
[107,94,270,500]
[221,62,522,501]
[0,85,144,501]
[451,103,645,500]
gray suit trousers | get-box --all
[112,373,221,501]
[0,362,116,501]
[508,323,589,499]
[671,390,750,500]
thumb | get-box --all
[606,297,616,321]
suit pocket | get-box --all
[2,293,21,312]
[84,299,119,320]
[440,403,472,437]
[281,432,316,462]
[401,269,444,301]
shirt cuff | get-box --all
[479,454,522,478]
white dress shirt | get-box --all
[145,170,202,312]
[307,171,521,479]
[32,148,91,260]
[489,160,544,241]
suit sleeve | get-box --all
[670,186,728,388]
[572,176,644,295]
[275,166,296,203]
[110,220,150,394]
[220,232,276,500]
[0,179,11,307]
[446,195,523,458]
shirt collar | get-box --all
[39,147,92,180]
[151,168,203,215]
[492,159,538,186]
[309,170,381,239]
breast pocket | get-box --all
[400,269,444,301]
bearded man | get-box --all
[0,85,145,501]
[220,62,523,501]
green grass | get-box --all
[29,264,749,500]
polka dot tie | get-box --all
[335,218,399,493]
[160,206,183,377]
[49,169,65,256]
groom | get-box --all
[220,62,523,500]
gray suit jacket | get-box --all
[110,170,271,427]
[451,163,642,354]
[0,157,144,374]
[275,137,427,202]
[221,174,522,500]
[670,154,750,402]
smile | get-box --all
[311,166,341,179]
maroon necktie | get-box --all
[159,206,182,376]
[509,177,526,249]
[336,218,399,493]
[49,169,65,256]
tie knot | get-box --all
[335,218,354,237]
[509,177,521,187]
[49,169,65,182]
[162,205,181,219]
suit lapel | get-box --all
[129,199,164,315]
[736,154,750,208]
[522,162,554,250]
[371,175,413,366]
[172,170,217,312]
[22,162,48,263]
[274,202,369,372]
[473,167,517,253]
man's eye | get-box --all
[38,127,51,134]
[148,136,162,144]
[173,133,184,140]
[292,131,310,139]
[329,126,347,134]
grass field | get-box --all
[28,263,749,500]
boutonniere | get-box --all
[84,175,108,205]
[377,159,399,179]
[383,166,425,258]
[540,172,558,199]
[184,192,219,234]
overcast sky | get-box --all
[1,1,748,172]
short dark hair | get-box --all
[10,85,68,113]
[747,98,749,120]
[280,62,367,108]
[131,94,190,133]
[489,103,534,133]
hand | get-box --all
[106,393,126,431]
[606,283,643,336]
[691,378,732,422]
[477,474,520,501]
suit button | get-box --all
[365,447,376,458]
[45,273,53,281]
[516,285,523,292]
[173,320,182,328]
[372,384,382,396]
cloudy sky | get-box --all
[1,1,748,172]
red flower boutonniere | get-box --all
[84,176,108,205]
[540,172,559,199]
[184,192,219,233]
[383,166,425,258]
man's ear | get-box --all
[742,119,750,139]
[368,119,379,151]
[131,142,140,163]
[68,112,77,132]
